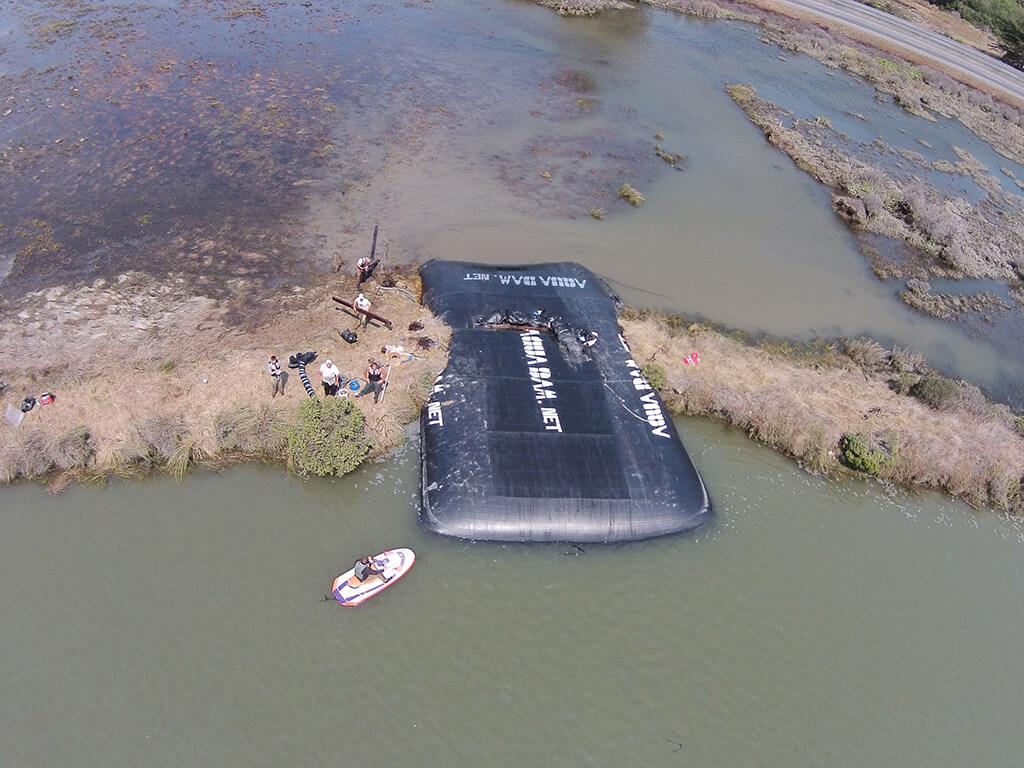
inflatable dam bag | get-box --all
[419,260,712,542]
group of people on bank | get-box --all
[267,356,388,402]
[318,358,387,403]
[266,252,393,403]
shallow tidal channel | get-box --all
[3,1,1024,765]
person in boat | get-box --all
[354,555,389,583]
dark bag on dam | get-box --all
[418,259,712,543]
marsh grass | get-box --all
[535,0,635,16]
[107,441,156,477]
[215,402,290,456]
[792,420,834,473]
[724,78,1024,287]
[621,309,1024,515]
[0,428,54,482]
[890,345,928,373]
[0,422,97,484]
[134,414,189,466]
[51,424,96,470]
[844,337,889,368]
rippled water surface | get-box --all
[4,2,1024,765]
[3,423,1024,766]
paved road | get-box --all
[773,0,1024,104]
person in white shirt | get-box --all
[354,293,372,329]
[319,359,342,396]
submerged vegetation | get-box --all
[725,82,1024,317]
[618,182,646,206]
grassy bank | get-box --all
[0,269,450,490]
[619,307,1024,515]
[2,272,1022,520]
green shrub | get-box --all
[839,431,897,475]
[909,374,960,410]
[890,372,917,396]
[641,362,667,391]
[287,397,369,477]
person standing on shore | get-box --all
[319,359,342,397]
[354,293,372,330]
[267,355,285,397]
[356,257,376,286]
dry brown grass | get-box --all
[0,269,449,486]
[214,402,291,456]
[620,312,1024,515]
[4,262,1022,517]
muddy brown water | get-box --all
[3,2,1024,765]
[4,423,1024,766]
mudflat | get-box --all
[1,0,1022,516]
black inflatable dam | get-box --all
[419,260,712,542]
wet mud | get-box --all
[1,1,671,303]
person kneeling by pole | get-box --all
[356,359,386,404]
